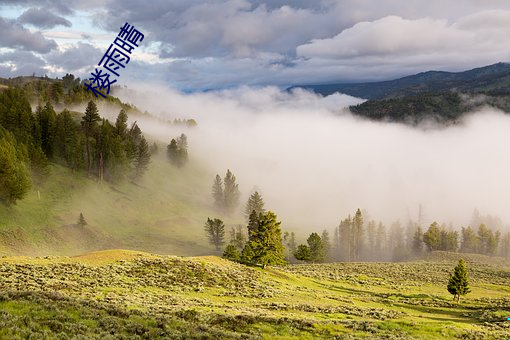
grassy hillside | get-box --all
[0,250,508,338]
[0,152,225,256]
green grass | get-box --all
[0,250,508,338]
[0,153,227,256]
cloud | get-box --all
[17,7,72,29]
[46,42,102,72]
[111,85,510,231]
[0,50,47,76]
[0,16,57,53]
[0,0,74,15]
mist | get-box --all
[113,85,510,232]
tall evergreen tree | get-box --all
[244,191,265,220]
[0,131,31,205]
[321,229,331,262]
[375,222,387,258]
[55,109,80,167]
[134,136,151,180]
[412,226,423,254]
[447,259,471,303]
[247,210,259,241]
[460,226,478,253]
[81,100,100,174]
[212,174,224,210]
[245,211,286,268]
[223,169,240,214]
[36,102,57,158]
[352,209,364,261]
[229,225,246,251]
[204,218,225,251]
[338,216,352,261]
[115,109,128,137]
[423,222,441,251]
[307,232,325,263]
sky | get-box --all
[2,0,510,90]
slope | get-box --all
[0,152,222,256]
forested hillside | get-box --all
[291,63,510,124]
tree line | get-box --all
[0,86,152,205]
[295,209,510,263]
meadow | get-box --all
[0,249,508,339]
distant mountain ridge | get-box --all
[289,62,510,100]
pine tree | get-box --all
[247,210,260,241]
[0,131,31,205]
[244,191,265,220]
[460,226,478,253]
[307,232,325,263]
[204,218,225,251]
[212,174,224,210]
[82,100,100,174]
[321,230,331,262]
[423,222,441,251]
[223,244,240,262]
[294,244,312,262]
[283,231,297,262]
[447,259,471,303]
[223,169,240,214]
[55,109,80,168]
[166,134,188,167]
[412,226,423,254]
[245,211,286,268]
[78,213,87,226]
[36,102,57,158]
[352,209,364,261]
[376,222,387,256]
[229,225,246,251]
[115,109,128,137]
[134,136,151,180]
[240,243,255,264]
[338,216,352,261]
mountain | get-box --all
[289,62,510,100]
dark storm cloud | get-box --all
[0,16,57,53]
[18,7,72,29]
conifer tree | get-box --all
[134,136,151,179]
[115,109,128,137]
[460,226,478,253]
[352,209,364,261]
[244,211,285,268]
[223,169,240,214]
[204,218,225,251]
[321,229,331,262]
[223,244,240,262]
[245,191,265,220]
[78,213,87,226]
[423,222,441,251]
[412,226,423,254]
[212,174,224,210]
[294,244,312,262]
[0,131,31,205]
[307,232,325,263]
[447,259,471,303]
[81,100,100,174]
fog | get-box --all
[114,85,510,232]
